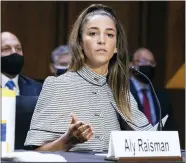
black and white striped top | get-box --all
[25,66,156,152]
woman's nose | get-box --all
[97,34,105,45]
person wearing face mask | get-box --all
[49,45,71,76]
[129,48,175,130]
[1,31,42,95]
[1,32,43,150]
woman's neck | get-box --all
[85,63,108,75]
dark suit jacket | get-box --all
[15,74,42,149]
[130,79,176,131]
[18,74,42,96]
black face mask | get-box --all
[1,53,24,75]
[134,65,155,84]
[56,68,67,76]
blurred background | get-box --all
[2,1,185,148]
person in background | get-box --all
[129,48,175,130]
[1,31,43,149]
[1,31,42,96]
[50,45,72,76]
[25,4,159,152]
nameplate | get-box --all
[107,131,182,161]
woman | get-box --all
[25,4,156,152]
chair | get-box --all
[15,96,38,149]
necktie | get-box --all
[5,80,16,90]
[141,89,152,124]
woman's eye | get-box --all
[89,32,97,36]
[107,33,114,38]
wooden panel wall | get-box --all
[2,1,142,78]
[2,1,58,79]
[165,1,185,83]
[165,1,185,149]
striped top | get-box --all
[24,65,157,152]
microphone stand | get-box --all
[130,66,163,131]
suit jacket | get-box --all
[18,74,42,96]
[15,74,42,149]
[15,96,39,149]
[130,79,176,131]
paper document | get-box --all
[154,114,169,130]
[2,151,67,162]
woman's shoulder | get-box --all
[41,71,79,95]
[55,71,80,84]
[43,71,77,83]
[43,71,83,89]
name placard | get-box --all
[107,131,181,161]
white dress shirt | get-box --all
[1,73,20,95]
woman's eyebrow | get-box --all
[88,27,98,30]
[88,27,116,32]
[105,28,116,32]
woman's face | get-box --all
[81,15,117,68]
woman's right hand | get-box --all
[35,113,93,152]
[65,113,94,145]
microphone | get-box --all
[129,66,163,131]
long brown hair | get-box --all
[68,4,131,119]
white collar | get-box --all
[1,73,19,90]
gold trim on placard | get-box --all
[105,156,183,162]
[118,156,182,162]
